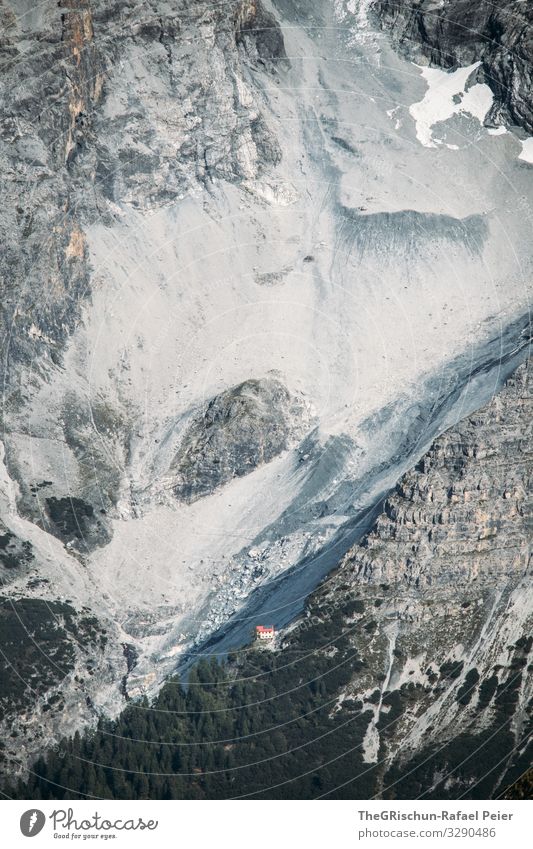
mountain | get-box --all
[0,0,531,789]
[10,358,531,800]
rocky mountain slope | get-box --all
[295,357,532,796]
[342,360,531,591]
[373,0,533,134]
[0,0,532,784]
[9,358,531,799]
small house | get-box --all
[255,624,275,641]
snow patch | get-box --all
[409,62,493,148]
[519,138,533,164]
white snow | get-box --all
[461,82,495,124]
[410,62,493,148]
[519,137,533,164]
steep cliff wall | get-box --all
[373,0,533,133]
[341,359,531,588]
[294,358,532,796]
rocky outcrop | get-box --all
[0,522,33,585]
[373,0,533,133]
[172,377,309,502]
[0,0,286,381]
[9,357,530,799]
[235,0,289,67]
[1,0,101,383]
[0,1,293,776]
[292,359,532,796]
[0,597,119,781]
[341,358,531,587]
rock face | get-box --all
[235,0,289,66]
[172,378,309,502]
[344,359,531,587]
[293,359,532,796]
[0,522,33,583]
[0,0,287,549]
[8,357,530,800]
[0,598,111,765]
[0,0,298,777]
[373,0,533,133]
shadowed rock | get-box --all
[373,0,533,133]
[235,0,289,67]
[172,377,307,502]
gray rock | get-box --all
[235,0,289,68]
[172,377,307,502]
[373,0,533,133]
[0,523,33,585]
[340,359,531,587]
[290,359,532,790]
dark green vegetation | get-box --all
[0,524,33,584]
[0,598,78,720]
[456,669,480,706]
[44,496,110,552]
[383,639,533,800]
[0,595,109,788]
[9,602,378,800]
[0,598,107,724]
[6,597,531,800]
[46,497,96,541]
[502,767,533,800]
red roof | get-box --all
[255,625,275,632]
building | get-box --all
[255,624,275,641]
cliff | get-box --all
[296,359,532,796]
[342,358,531,588]
[373,0,533,133]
